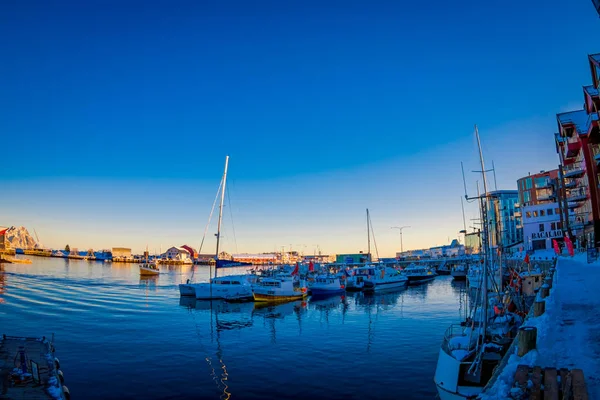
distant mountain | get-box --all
[4,226,38,249]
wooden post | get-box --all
[544,276,553,289]
[517,326,537,357]
[571,369,589,400]
[544,368,559,400]
[534,300,546,317]
[541,285,550,298]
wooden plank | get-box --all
[571,369,588,400]
[562,369,573,400]
[514,364,530,388]
[543,367,559,400]
[530,366,543,400]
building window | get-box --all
[551,222,556,230]
[540,210,545,216]
[526,211,531,218]
[557,221,562,230]
[526,178,532,189]
[539,223,545,232]
[533,211,538,217]
[523,191,531,204]
[548,209,553,216]
[555,208,560,214]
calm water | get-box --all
[0,257,470,399]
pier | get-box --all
[480,254,598,399]
[0,335,69,400]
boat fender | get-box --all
[63,385,71,400]
[57,369,65,385]
[54,357,60,370]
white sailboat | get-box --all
[179,156,254,301]
[434,126,523,399]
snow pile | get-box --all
[481,255,600,399]
[46,376,63,400]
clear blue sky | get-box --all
[1,0,599,255]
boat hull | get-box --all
[310,288,345,296]
[179,283,197,297]
[437,269,451,275]
[451,272,467,281]
[363,280,408,292]
[407,275,436,285]
[253,293,307,302]
[140,267,159,276]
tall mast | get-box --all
[475,125,490,336]
[366,208,371,262]
[215,155,229,277]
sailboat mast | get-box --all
[366,208,371,262]
[475,125,490,335]
[215,155,230,278]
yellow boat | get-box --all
[252,278,308,302]
[0,256,32,264]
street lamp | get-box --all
[391,226,411,253]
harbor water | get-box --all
[0,257,470,399]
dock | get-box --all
[480,254,597,399]
[0,335,69,400]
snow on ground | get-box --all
[481,254,600,399]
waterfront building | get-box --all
[517,170,561,207]
[232,253,277,265]
[522,202,564,251]
[112,247,132,259]
[464,230,481,254]
[0,226,7,253]
[163,246,193,263]
[396,239,465,259]
[485,190,523,253]
[335,253,371,264]
[554,53,600,248]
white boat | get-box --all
[346,264,408,292]
[401,264,437,285]
[179,156,254,302]
[181,275,254,300]
[253,278,308,302]
[310,275,346,296]
[451,264,468,281]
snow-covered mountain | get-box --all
[3,226,38,249]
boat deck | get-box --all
[0,335,64,400]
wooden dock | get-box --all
[512,364,588,400]
[0,335,68,400]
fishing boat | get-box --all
[310,274,346,296]
[252,277,308,302]
[139,261,159,276]
[467,264,501,291]
[402,264,437,285]
[451,264,468,281]
[434,125,523,400]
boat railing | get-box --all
[441,323,480,355]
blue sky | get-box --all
[1,0,599,256]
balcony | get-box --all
[564,163,585,178]
[569,213,588,230]
[566,141,581,158]
[564,179,577,188]
[567,188,588,202]
[535,179,553,189]
[537,192,556,201]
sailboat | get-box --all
[178,156,254,301]
[433,126,523,399]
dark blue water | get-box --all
[0,257,469,399]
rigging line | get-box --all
[369,212,380,260]
[190,178,223,283]
[226,179,239,255]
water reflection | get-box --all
[0,271,5,304]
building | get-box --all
[232,253,277,265]
[522,203,564,251]
[112,247,132,258]
[485,190,523,252]
[335,253,371,264]
[163,247,193,263]
[464,231,481,254]
[554,54,600,248]
[517,170,560,207]
[397,239,465,259]
[0,227,7,253]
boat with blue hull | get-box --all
[309,275,346,296]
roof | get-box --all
[557,109,589,135]
[584,85,599,97]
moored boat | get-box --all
[180,274,255,301]
[253,278,308,302]
[451,264,468,280]
[436,261,451,275]
[402,264,437,285]
[310,275,345,296]
[140,262,159,276]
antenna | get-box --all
[492,160,498,191]
[461,162,468,200]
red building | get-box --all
[554,54,600,247]
[517,169,560,207]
